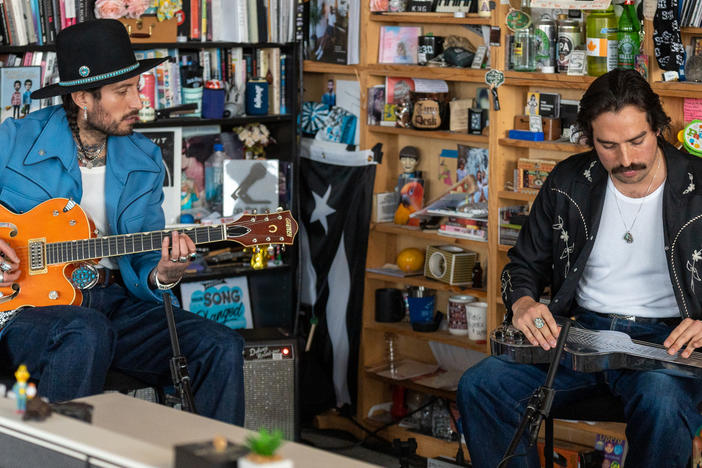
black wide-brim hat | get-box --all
[31,19,168,99]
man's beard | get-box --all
[85,104,138,137]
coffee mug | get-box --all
[375,288,405,322]
[467,302,488,342]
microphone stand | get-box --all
[162,292,197,414]
[498,320,571,468]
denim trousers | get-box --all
[0,283,245,425]
[457,309,702,468]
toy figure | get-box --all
[10,80,20,119]
[322,79,336,107]
[21,79,32,117]
[13,364,29,413]
[394,146,424,226]
[396,146,422,192]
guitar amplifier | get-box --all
[238,328,299,441]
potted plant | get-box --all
[239,429,293,468]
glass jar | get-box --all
[512,27,536,72]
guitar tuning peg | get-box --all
[264,209,270,214]
[252,209,258,215]
[276,207,283,212]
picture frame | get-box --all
[223,159,279,217]
[0,66,42,123]
[135,127,183,226]
[692,37,702,57]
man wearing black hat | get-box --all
[0,20,244,425]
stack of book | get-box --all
[439,216,488,241]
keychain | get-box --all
[485,68,505,111]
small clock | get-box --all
[468,108,486,135]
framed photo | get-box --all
[0,67,42,123]
[135,127,183,226]
[180,276,254,329]
[223,159,279,217]
[692,37,702,57]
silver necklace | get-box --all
[611,153,661,244]
[77,140,106,169]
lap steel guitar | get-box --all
[0,198,298,312]
[490,323,702,378]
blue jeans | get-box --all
[0,284,245,425]
[457,309,702,468]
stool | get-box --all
[545,393,625,468]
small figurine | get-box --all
[394,146,424,226]
[13,364,30,413]
[250,246,268,270]
[321,79,336,107]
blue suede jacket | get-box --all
[0,105,167,303]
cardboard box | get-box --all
[119,15,177,43]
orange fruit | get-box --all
[396,248,424,272]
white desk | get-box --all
[0,393,378,467]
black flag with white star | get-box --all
[299,149,377,415]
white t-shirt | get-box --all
[79,165,118,270]
[575,176,678,318]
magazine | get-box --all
[378,26,421,64]
[307,0,349,64]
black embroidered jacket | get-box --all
[502,142,702,321]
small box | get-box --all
[119,15,177,43]
[202,87,226,119]
[517,158,557,192]
[513,115,562,140]
[424,245,476,286]
[175,439,249,468]
[508,129,545,141]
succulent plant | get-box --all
[245,429,284,457]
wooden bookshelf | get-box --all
[504,71,596,89]
[303,60,360,74]
[369,125,489,145]
[498,138,589,153]
[369,12,491,25]
[497,190,538,202]
[365,321,487,352]
[366,64,486,82]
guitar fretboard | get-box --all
[44,225,227,264]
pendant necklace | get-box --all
[77,140,106,169]
[611,152,661,244]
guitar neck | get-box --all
[45,225,227,264]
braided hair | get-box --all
[61,89,101,153]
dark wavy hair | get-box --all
[61,89,101,152]
[575,69,671,147]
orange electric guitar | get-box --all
[0,198,298,312]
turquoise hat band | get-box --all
[58,63,140,87]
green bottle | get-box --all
[617,0,640,69]
[586,6,618,76]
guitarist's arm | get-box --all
[663,318,702,359]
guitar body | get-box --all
[491,323,702,378]
[0,197,299,313]
[0,198,92,311]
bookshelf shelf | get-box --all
[364,370,458,401]
[366,64,486,82]
[504,71,596,89]
[135,114,293,128]
[366,271,488,297]
[372,223,488,249]
[365,321,487,352]
[0,41,296,53]
[497,137,589,153]
[369,125,489,145]
[651,81,702,98]
[303,60,359,74]
[370,12,491,25]
[497,190,538,202]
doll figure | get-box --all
[13,364,29,413]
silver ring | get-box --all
[0,262,11,272]
[0,271,5,282]
[170,257,179,263]
[178,256,188,263]
[533,317,545,329]
[189,253,197,260]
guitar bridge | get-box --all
[28,238,47,275]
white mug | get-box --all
[467,302,488,342]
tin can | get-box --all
[535,16,557,73]
[557,16,582,73]
[447,295,477,336]
[138,73,155,108]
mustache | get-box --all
[123,111,139,120]
[612,163,646,174]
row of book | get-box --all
[0,0,298,47]
[179,0,297,44]
[681,0,702,28]
[0,0,94,46]
[0,46,291,123]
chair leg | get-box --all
[545,416,554,468]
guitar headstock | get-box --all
[225,210,298,247]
